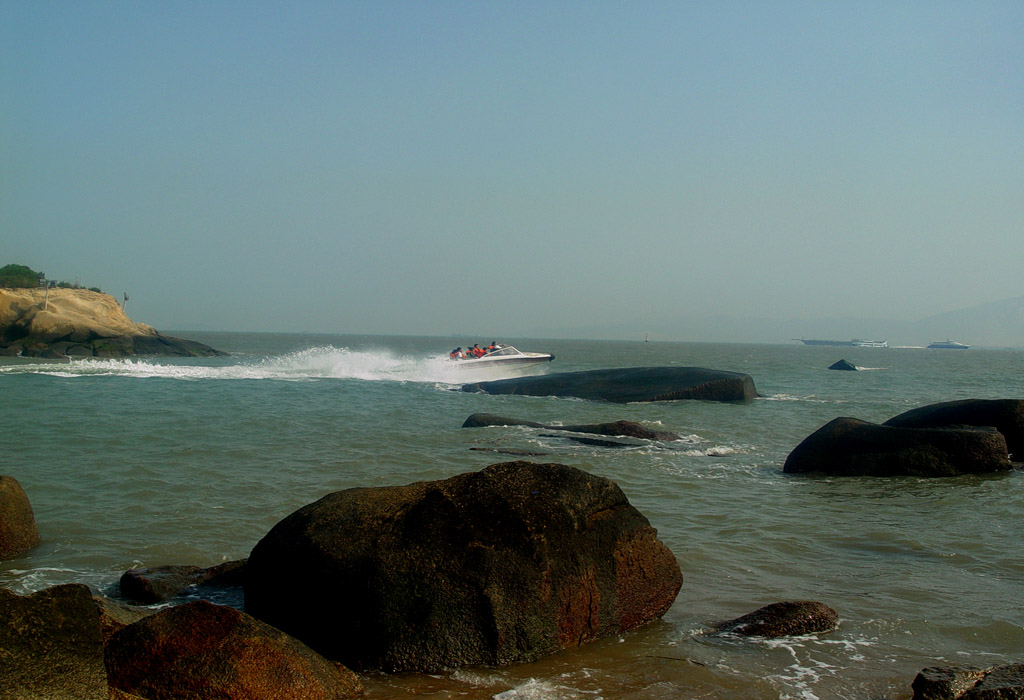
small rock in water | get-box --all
[828,359,859,371]
[714,600,838,638]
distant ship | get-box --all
[927,340,970,350]
[794,338,888,348]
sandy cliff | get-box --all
[0,288,223,358]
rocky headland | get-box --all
[0,287,224,358]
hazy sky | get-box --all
[3,2,1022,339]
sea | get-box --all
[2,333,1022,700]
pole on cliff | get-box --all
[38,273,48,310]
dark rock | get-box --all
[715,600,838,638]
[105,600,364,700]
[885,399,1024,459]
[469,447,550,456]
[462,366,757,403]
[561,419,681,441]
[110,689,148,700]
[120,565,204,603]
[200,558,248,587]
[783,417,1013,477]
[0,333,225,359]
[965,663,1024,699]
[93,595,156,644]
[461,413,546,429]
[828,359,859,371]
[244,461,682,672]
[0,475,40,559]
[911,663,1024,700]
[541,434,638,448]
[462,414,681,441]
[92,337,134,358]
[119,559,247,604]
[912,665,988,699]
[129,333,227,357]
[0,583,109,700]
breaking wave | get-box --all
[0,346,478,384]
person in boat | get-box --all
[449,347,463,360]
[470,344,485,358]
[486,341,499,354]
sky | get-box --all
[3,1,1022,340]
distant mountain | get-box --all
[533,296,1024,349]
[907,296,1024,348]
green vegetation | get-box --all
[0,264,41,288]
[0,263,102,292]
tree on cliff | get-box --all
[0,264,41,288]
[0,264,102,292]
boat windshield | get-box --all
[484,345,520,357]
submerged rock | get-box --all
[0,475,40,559]
[783,417,1012,477]
[714,600,839,638]
[469,447,551,457]
[462,366,757,403]
[462,413,681,441]
[539,433,638,448]
[828,359,859,371]
[0,584,109,700]
[119,559,247,604]
[461,414,546,429]
[244,461,682,672]
[105,600,363,700]
[885,399,1024,459]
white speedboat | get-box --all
[449,345,554,376]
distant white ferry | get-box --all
[927,340,970,350]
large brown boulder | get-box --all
[884,399,1024,460]
[244,461,682,672]
[105,600,364,700]
[462,366,757,403]
[0,475,40,559]
[0,583,109,700]
[92,595,156,644]
[783,417,1013,477]
[714,601,839,638]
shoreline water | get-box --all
[3,333,1022,699]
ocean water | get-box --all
[2,333,1022,700]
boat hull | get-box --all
[454,354,553,373]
